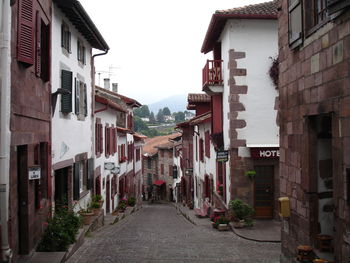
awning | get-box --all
[153,180,165,186]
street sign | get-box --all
[29,166,41,180]
[112,166,120,174]
[216,151,229,162]
[104,162,115,170]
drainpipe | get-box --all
[0,0,12,262]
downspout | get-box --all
[0,0,12,262]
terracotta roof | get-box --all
[95,86,141,108]
[176,112,211,128]
[142,133,181,156]
[133,133,147,140]
[201,0,278,54]
[117,127,131,134]
[188,112,211,126]
[188,93,211,103]
[216,1,278,16]
[95,94,127,113]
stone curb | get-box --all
[228,223,281,243]
[174,203,281,243]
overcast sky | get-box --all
[79,0,266,105]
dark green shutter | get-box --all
[83,84,87,116]
[61,24,64,48]
[87,158,94,190]
[73,162,80,200]
[61,70,72,113]
[75,78,80,115]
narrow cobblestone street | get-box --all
[67,203,280,263]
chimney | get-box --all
[103,78,110,90]
[112,83,118,93]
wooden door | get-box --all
[17,145,29,254]
[106,178,110,213]
[254,166,274,218]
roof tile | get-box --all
[216,0,278,16]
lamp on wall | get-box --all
[51,88,71,116]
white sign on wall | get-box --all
[29,167,41,180]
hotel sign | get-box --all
[29,166,41,180]
[216,151,229,162]
[250,147,279,159]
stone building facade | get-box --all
[9,0,52,260]
[278,0,350,262]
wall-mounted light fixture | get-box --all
[51,88,71,116]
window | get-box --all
[105,125,110,157]
[169,165,173,177]
[95,119,103,156]
[136,149,141,161]
[328,0,350,15]
[61,22,71,52]
[61,70,73,113]
[147,158,152,169]
[73,161,87,200]
[119,144,126,162]
[305,0,328,33]
[77,39,86,64]
[17,0,50,81]
[161,164,164,175]
[75,79,87,117]
[288,0,303,48]
[160,150,164,158]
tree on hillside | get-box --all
[163,107,171,116]
[149,112,156,124]
[134,116,149,132]
[134,105,150,118]
[156,109,165,123]
[174,111,185,122]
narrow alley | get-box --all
[66,203,280,263]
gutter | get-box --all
[0,0,13,262]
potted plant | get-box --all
[229,199,254,228]
[78,208,95,225]
[90,201,101,215]
[214,216,230,231]
[118,199,127,212]
[127,196,136,207]
[92,194,103,207]
[244,170,256,179]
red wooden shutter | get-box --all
[109,128,113,155]
[95,123,98,155]
[199,138,204,162]
[35,11,41,77]
[17,0,34,64]
[205,131,210,158]
[169,165,172,177]
[118,145,121,162]
[99,124,103,153]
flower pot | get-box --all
[92,208,101,216]
[233,220,245,228]
[79,212,95,225]
[217,224,229,231]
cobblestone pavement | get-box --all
[67,203,281,263]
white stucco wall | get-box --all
[95,104,119,214]
[51,5,93,210]
[193,121,216,208]
[220,19,279,152]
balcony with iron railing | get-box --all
[202,60,224,95]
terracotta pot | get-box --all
[232,220,245,228]
[217,224,229,231]
[92,208,101,216]
[79,212,95,225]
